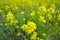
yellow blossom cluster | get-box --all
[10,20,18,25]
[31,32,37,40]
[47,14,52,20]
[30,11,35,17]
[47,7,55,14]
[20,11,25,15]
[16,32,21,37]
[6,12,14,20]
[21,21,37,34]
[38,5,47,13]
[42,33,47,36]
[39,16,46,23]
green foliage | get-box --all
[0,0,60,40]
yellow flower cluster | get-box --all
[31,32,37,40]
[21,21,37,34]
[47,14,52,20]
[42,33,47,36]
[40,39,43,40]
[47,7,55,14]
[6,12,14,20]
[15,25,19,28]
[37,37,43,40]
[10,20,18,25]
[30,11,35,17]
[15,6,18,9]
[38,5,46,12]
[16,32,20,37]
[25,0,33,6]
[39,16,46,23]
[0,10,2,12]
[20,11,25,15]
[23,18,26,21]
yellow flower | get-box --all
[37,37,40,40]
[31,32,37,40]
[27,21,37,30]
[38,5,46,12]
[43,19,46,23]
[26,30,33,34]
[0,10,2,12]
[16,32,20,36]
[10,20,18,25]
[39,16,44,21]
[21,24,28,31]
[47,14,52,20]
[40,39,43,40]
[30,11,35,17]
[39,16,46,23]
[21,21,37,34]
[20,11,25,15]
[27,0,33,6]
[6,12,14,20]
[23,18,26,20]
[47,7,55,14]
[15,26,19,28]
[4,23,8,26]
[37,11,41,15]
[42,33,46,36]
[15,6,18,9]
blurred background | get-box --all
[0,0,60,40]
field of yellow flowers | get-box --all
[0,0,60,40]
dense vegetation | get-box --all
[0,0,60,40]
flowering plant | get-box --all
[0,0,60,40]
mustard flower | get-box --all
[20,11,25,15]
[37,37,40,40]
[47,7,55,14]
[42,33,47,36]
[16,32,20,37]
[21,24,28,31]
[10,20,18,25]
[39,16,46,23]
[15,25,19,28]
[27,21,37,30]
[38,5,46,12]
[30,11,35,17]
[15,6,18,9]
[6,12,14,20]
[47,14,52,20]
[0,10,2,12]
[40,39,43,40]
[39,16,44,21]
[21,21,37,34]
[27,0,33,6]
[31,32,37,40]
[23,18,26,21]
